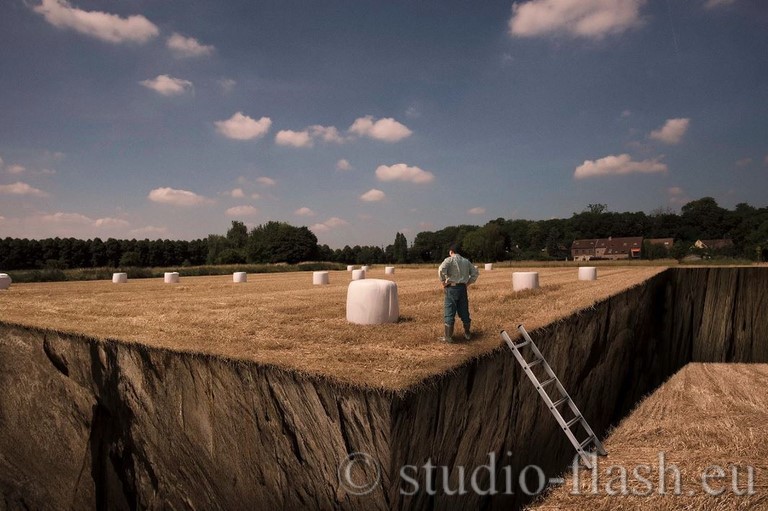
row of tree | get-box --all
[1,198,767,270]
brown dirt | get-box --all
[0,266,665,390]
[530,363,768,510]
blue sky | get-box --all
[1,0,766,248]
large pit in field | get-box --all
[1,267,766,510]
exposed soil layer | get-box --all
[0,267,766,510]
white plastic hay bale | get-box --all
[164,272,180,284]
[0,273,11,290]
[233,271,247,283]
[485,263,493,271]
[346,279,399,325]
[112,272,127,284]
[313,271,330,285]
[347,265,355,271]
[351,269,366,281]
[578,267,598,281]
[513,271,539,291]
[361,265,370,272]
[385,266,395,275]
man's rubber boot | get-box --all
[440,324,454,343]
[463,323,471,341]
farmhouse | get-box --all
[694,238,734,251]
[571,236,643,261]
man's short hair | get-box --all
[449,243,460,254]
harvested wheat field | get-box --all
[530,363,768,510]
[0,266,664,390]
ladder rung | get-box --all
[527,358,543,368]
[565,416,582,429]
[514,340,530,349]
[551,397,569,408]
[579,436,594,449]
[538,377,556,388]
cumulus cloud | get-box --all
[649,118,690,145]
[147,187,213,206]
[311,216,348,233]
[140,75,193,96]
[218,78,236,94]
[310,125,345,144]
[275,129,313,148]
[468,207,486,215]
[574,154,667,179]
[360,189,386,202]
[229,188,245,198]
[294,207,316,217]
[276,125,346,148]
[6,164,26,175]
[32,0,159,44]
[348,115,412,142]
[215,112,272,140]
[375,163,435,184]
[256,177,276,187]
[666,186,689,206]
[0,181,49,197]
[509,0,645,39]
[166,33,214,58]
[225,205,259,217]
[94,217,130,228]
[336,159,352,172]
[41,212,92,224]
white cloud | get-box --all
[275,129,313,148]
[32,0,159,44]
[360,189,386,202]
[166,33,214,58]
[6,164,26,175]
[140,75,193,96]
[0,155,3,168]
[130,225,167,236]
[509,0,645,39]
[704,0,736,8]
[649,118,690,145]
[256,177,276,187]
[225,205,259,217]
[41,212,92,224]
[251,192,261,199]
[336,159,352,171]
[468,207,486,215]
[311,216,348,233]
[215,112,272,140]
[735,158,753,167]
[666,186,688,206]
[94,217,130,228]
[0,181,49,197]
[310,125,345,144]
[375,163,435,184]
[218,78,236,94]
[147,187,213,206]
[574,154,667,179]
[229,188,245,198]
[348,115,413,142]
[294,207,316,217]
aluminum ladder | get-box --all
[501,324,607,469]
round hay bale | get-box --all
[385,266,395,275]
[233,271,247,283]
[513,271,539,291]
[164,272,180,284]
[0,273,11,290]
[578,267,597,281]
[313,271,330,285]
[346,265,355,271]
[112,272,128,284]
[351,269,366,281]
[346,279,399,325]
[485,263,493,271]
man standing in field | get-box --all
[438,243,479,343]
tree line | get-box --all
[1,197,767,271]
